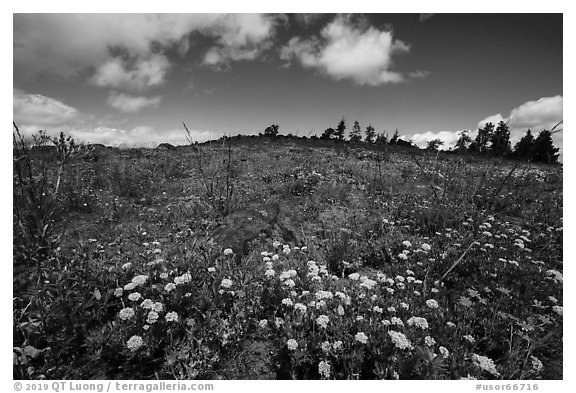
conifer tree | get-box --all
[490,121,512,157]
[390,129,400,144]
[455,130,472,151]
[264,124,279,137]
[365,125,376,143]
[349,120,362,143]
[321,127,335,140]
[334,118,346,141]
[532,130,559,164]
[513,129,535,160]
[426,139,444,151]
[375,132,388,146]
[473,122,494,154]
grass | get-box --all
[13,133,562,380]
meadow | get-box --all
[13,133,563,380]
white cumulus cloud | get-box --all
[14,14,279,83]
[13,89,79,126]
[280,15,422,86]
[202,13,276,67]
[477,96,563,151]
[476,114,505,129]
[68,126,216,147]
[12,89,217,147]
[106,92,162,113]
[92,54,171,91]
[410,130,462,150]
[508,95,563,131]
[14,14,212,80]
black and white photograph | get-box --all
[12,6,566,385]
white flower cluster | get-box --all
[315,290,333,300]
[407,316,429,329]
[279,269,298,281]
[131,275,148,286]
[283,279,295,288]
[126,335,143,351]
[463,334,476,344]
[119,307,135,320]
[174,272,192,285]
[424,336,436,347]
[426,299,439,309]
[471,354,500,376]
[316,315,330,329]
[287,338,298,351]
[388,330,413,350]
[128,292,142,302]
[335,291,351,304]
[439,346,450,358]
[355,332,368,344]
[359,276,377,290]
[318,361,331,378]
[220,278,233,288]
[165,311,179,322]
[546,269,563,283]
[529,356,543,374]
[552,305,563,316]
[147,311,159,324]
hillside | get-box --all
[13,137,563,380]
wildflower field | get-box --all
[13,135,563,380]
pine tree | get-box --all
[490,121,512,157]
[365,125,376,143]
[532,130,559,164]
[334,118,346,141]
[426,139,444,151]
[321,127,335,140]
[349,120,362,143]
[473,122,494,154]
[264,124,279,137]
[390,129,400,144]
[513,129,535,160]
[455,130,472,151]
[375,132,388,146]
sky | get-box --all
[13,13,563,154]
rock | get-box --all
[211,203,280,259]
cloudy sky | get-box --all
[13,13,563,153]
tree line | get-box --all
[263,118,560,164]
[264,118,414,148]
[453,120,560,164]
